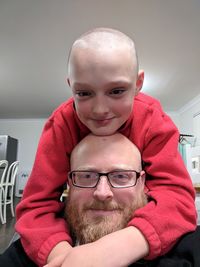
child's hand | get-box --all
[60,244,104,267]
[43,253,67,267]
[43,241,72,267]
[44,244,98,267]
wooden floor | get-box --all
[0,197,21,253]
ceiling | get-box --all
[0,0,200,119]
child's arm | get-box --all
[45,226,149,267]
[128,96,197,259]
[15,100,81,267]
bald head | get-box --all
[72,28,135,51]
[68,27,138,76]
[70,133,142,172]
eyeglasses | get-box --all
[68,170,141,188]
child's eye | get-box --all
[75,91,92,98]
[109,88,126,96]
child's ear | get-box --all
[135,70,144,95]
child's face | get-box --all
[68,46,143,136]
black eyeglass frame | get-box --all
[68,170,141,189]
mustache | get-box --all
[83,201,123,211]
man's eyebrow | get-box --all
[74,167,98,171]
[74,164,138,172]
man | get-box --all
[1,133,199,267]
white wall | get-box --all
[166,94,200,140]
[178,94,200,145]
[0,119,46,172]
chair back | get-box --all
[0,160,8,224]
[5,161,19,185]
[0,160,8,185]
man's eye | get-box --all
[79,172,96,179]
[82,174,92,179]
[111,172,127,179]
[109,88,126,95]
[115,174,127,179]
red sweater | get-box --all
[16,92,197,267]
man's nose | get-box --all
[93,176,114,202]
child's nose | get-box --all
[93,176,114,202]
[92,96,109,116]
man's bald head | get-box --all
[70,133,142,173]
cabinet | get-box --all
[0,135,18,164]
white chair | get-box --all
[2,161,19,223]
[0,160,8,224]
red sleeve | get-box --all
[15,113,75,266]
[128,101,197,259]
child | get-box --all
[16,28,196,267]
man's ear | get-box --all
[140,170,146,187]
[67,179,72,188]
[135,70,144,95]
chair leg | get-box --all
[10,191,15,217]
[0,188,6,224]
[0,209,4,224]
[3,187,7,224]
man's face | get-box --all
[66,134,147,244]
[68,46,142,136]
